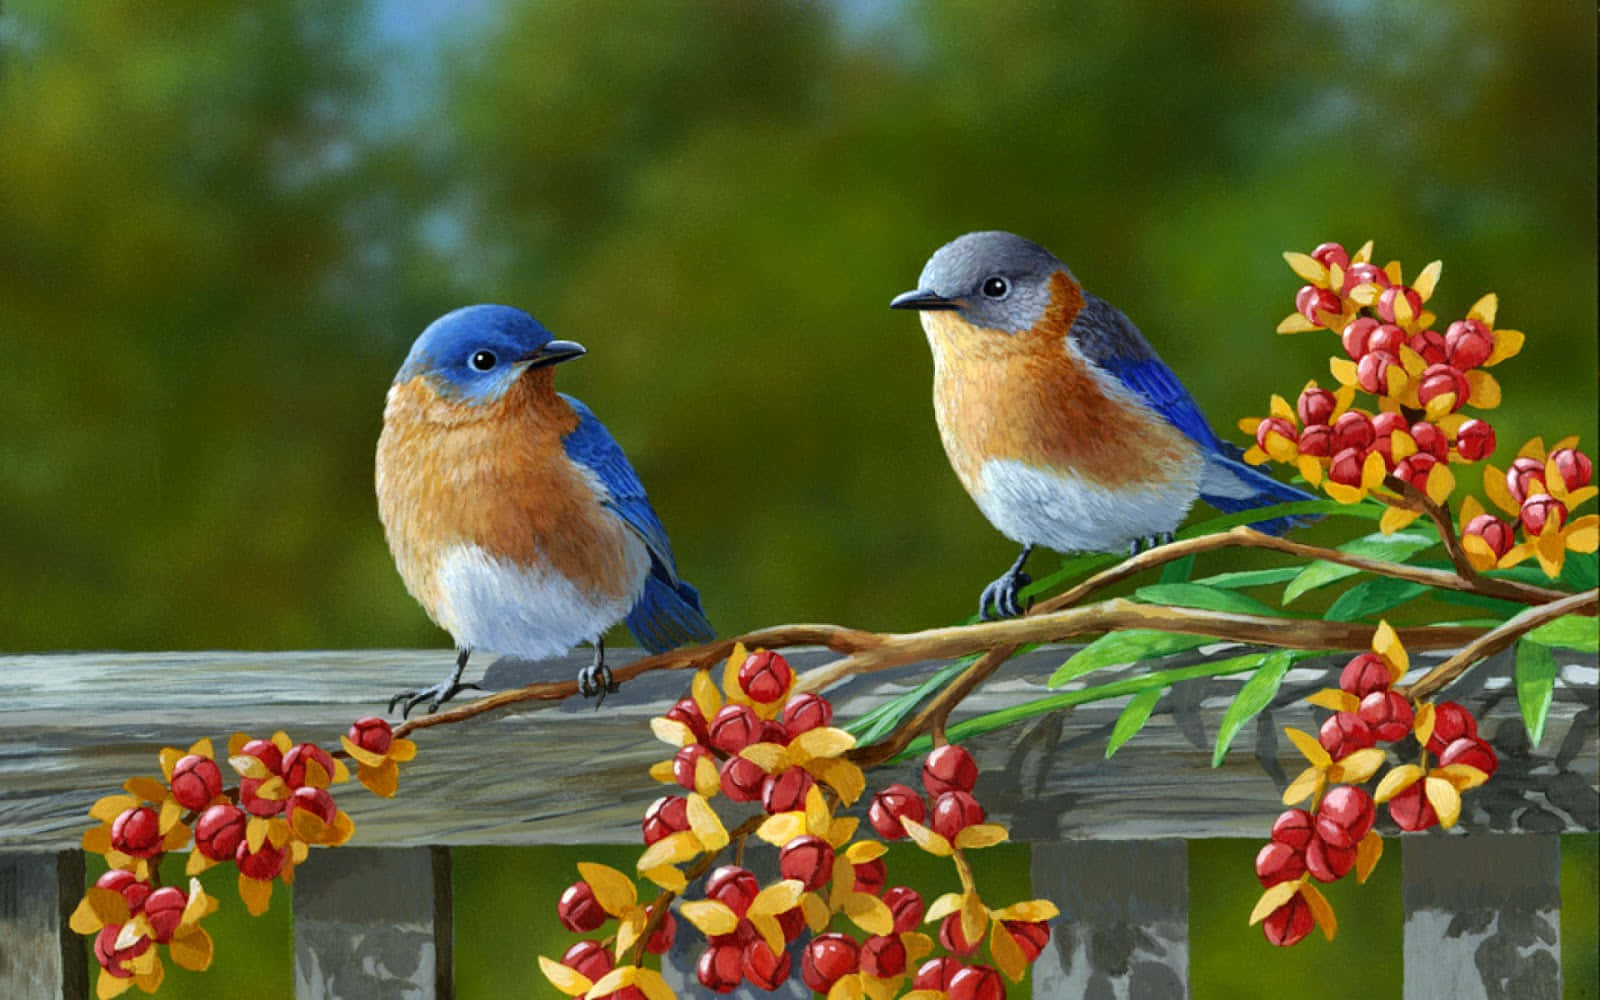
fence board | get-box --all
[0,851,86,1000]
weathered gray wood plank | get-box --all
[0,645,1593,848]
[0,851,87,1000]
[1401,834,1561,1000]
[292,846,452,1000]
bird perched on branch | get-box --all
[376,304,713,716]
[892,230,1312,620]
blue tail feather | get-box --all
[1201,454,1318,536]
[626,560,715,654]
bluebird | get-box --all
[375,304,714,716]
[891,231,1313,620]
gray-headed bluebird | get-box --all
[376,304,714,715]
[891,230,1312,620]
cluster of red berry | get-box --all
[74,717,411,994]
[1466,443,1595,571]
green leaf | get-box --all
[1282,532,1438,604]
[1193,567,1303,590]
[1561,550,1598,590]
[1323,578,1431,622]
[1514,639,1559,748]
[1525,615,1599,653]
[1049,630,1212,687]
[1106,687,1163,758]
[1133,583,1284,617]
[1177,498,1380,539]
[1428,588,1525,620]
[846,658,975,744]
[1160,555,1196,584]
[1211,651,1294,766]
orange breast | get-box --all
[375,371,640,624]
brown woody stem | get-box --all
[1399,587,1598,702]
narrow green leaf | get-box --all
[1560,551,1597,589]
[1133,583,1284,617]
[1323,578,1431,622]
[1513,640,1559,748]
[1106,687,1163,758]
[1525,616,1599,653]
[1177,498,1380,539]
[845,659,971,743]
[1429,588,1525,620]
[1048,631,1212,687]
[1211,651,1294,766]
[1282,532,1438,604]
[1023,552,1119,600]
[1160,555,1196,584]
[1193,567,1303,590]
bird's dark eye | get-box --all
[470,350,496,371]
[982,276,1010,299]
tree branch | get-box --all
[1398,587,1598,702]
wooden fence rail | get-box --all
[1,644,1594,998]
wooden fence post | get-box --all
[0,851,87,1000]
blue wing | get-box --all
[561,395,714,651]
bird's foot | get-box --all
[577,662,620,705]
[1127,531,1175,556]
[979,568,1033,621]
[387,678,481,719]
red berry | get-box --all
[915,957,965,991]
[718,755,768,803]
[239,776,286,817]
[1342,262,1390,293]
[672,743,713,792]
[1388,780,1439,832]
[781,692,833,736]
[1304,835,1356,882]
[1408,328,1448,366]
[1318,712,1375,759]
[708,920,757,951]
[1003,920,1050,962]
[1315,785,1376,849]
[922,744,980,795]
[1426,702,1479,756]
[884,885,925,933]
[853,857,887,896]
[110,807,163,858]
[1551,448,1594,491]
[194,802,247,861]
[1298,423,1332,457]
[286,786,338,828]
[1341,317,1381,360]
[1505,457,1547,504]
[1358,690,1415,742]
[744,937,792,991]
[238,738,283,775]
[697,943,744,994]
[1520,494,1568,536]
[1296,285,1341,325]
[1312,242,1349,270]
[348,716,393,755]
[645,906,677,954]
[641,795,689,845]
[1368,410,1406,466]
[1255,416,1299,452]
[802,933,860,992]
[1255,840,1306,886]
[94,924,150,977]
[709,704,761,754]
[1454,419,1497,461]
[779,834,835,892]
[169,754,223,811]
[931,790,986,841]
[737,650,793,704]
[705,865,760,917]
[1340,652,1392,697]
[1393,453,1439,491]
[948,963,1007,1000]
[1439,736,1499,778]
[664,698,710,746]
[1297,386,1337,427]
[1417,364,1469,413]
[1368,323,1406,356]
[1410,422,1449,461]
[1332,411,1376,454]
[862,933,908,977]
[558,881,607,933]
[868,783,927,840]
[762,766,815,814]
[235,840,286,881]
[1445,319,1494,369]
[281,743,335,789]
[95,870,151,914]
[758,719,790,746]
[1328,447,1367,487]
[1377,285,1423,325]
[561,940,613,982]
[1270,808,1315,850]
[1357,350,1403,395]
[1262,894,1315,946]
[142,886,187,943]
[1464,514,1515,559]
[939,911,981,956]
[775,906,805,942]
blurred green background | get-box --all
[0,0,1594,653]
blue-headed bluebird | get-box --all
[376,304,714,715]
[891,231,1313,620]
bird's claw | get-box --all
[578,662,620,707]
[1127,531,1175,556]
[387,680,482,719]
[979,569,1033,621]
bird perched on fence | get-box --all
[891,230,1313,620]
[375,304,714,716]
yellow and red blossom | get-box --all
[1373,760,1489,830]
[1478,436,1598,577]
[338,727,416,799]
[635,792,727,892]
[71,876,219,998]
[1249,876,1338,943]
[924,892,1060,984]
[756,784,893,936]
[538,958,676,1000]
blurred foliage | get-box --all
[1,0,1594,654]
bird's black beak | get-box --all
[525,339,587,368]
[890,288,961,311]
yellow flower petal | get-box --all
[1284,251,1329,284]
[1239,416,1264,435]
[828,816,859,848]
[1374,764,1424,803]
[1380,505,1424,534]
[649,717,697,749]
[169,925,214,972]
[587,967,634,999]
[1459,494,1485,523]
[751,879,805,917]
[991,919,1029,983]
[844,840,888,864]
[722,643,750,708]
[1278,313,1320,334]
[1413,702,1436,749]
[1433,763,1490,791]
[845,892,895,936]
[792,726,858,760]
[1518,437,1548,461]
[687,794,728,851]
[954,824,1010,850]
[1484,328,1524,366]
[806,784,832,837]
[641,865,687,893]
[1284,727,1332,768]
[1425,462,1456,505]
[1305,688,1360,714]
[1466,292,1497,325]
[1464,370,1501,409]
[577,862,638,916]
[1300,882,1338,941]
[387,738,418,763]
[1297,455,1325,486]
[810,757,867,806]
[1362,451,1389,490]
[537,955,593,997]
[1483,464,1518,516]
[1244,444,1270,466]
[1564,515,1598,553]
[89,794,139,823]
[339,735,387,769]
[238,875,273,916]
[1535,524,1567,577]
[1372,620,1409,678]
[803,893,832,933]
[899,817,953,857]
[1281,767,1324,807]
[1413,260,1442,300]
[925,892,963,922]
[694,756,721,798]
[756,812,806,847]
[1425,776,1463,829]
[632,968,676,1000]
[1462,534,1500,572]
[358,759,400,798]
[1329,357,1358,386]
[1330,748,1387,784]
[991,898,1061,922]
[1248,880,1302,926]
[636,831,702,872]
[648,760,676,785]
[738,741,787,772]
[959,892,989,948]
[692,668,723,721]
[680,900,741,937]
[1355,831,1384,884]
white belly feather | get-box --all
[974,458,1200,553]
